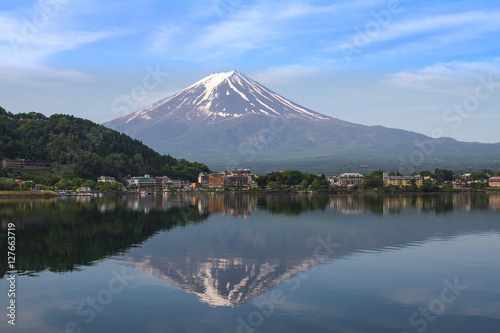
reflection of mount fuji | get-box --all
[132,254,325,307]
[2,193,500,306]
[121,193,500,307]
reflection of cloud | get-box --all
[391,287,500,319]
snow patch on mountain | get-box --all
[117,71,331,126]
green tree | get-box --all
[267,181,284,190]
[20,181,33,190]
[418,170,432,177]
[0,107,210,182]
[494,171,500,177]
[364,170,384,188]
[470,172,489,181]
[420,180,440,192]
[82,180,96,189]
[311,178,329,191]
[0,179,18,190]
[470,182,486,190]
[434,168,454,183]
[55,179,70,190]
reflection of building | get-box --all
[489,195,500,211]
[383,196,423,214]
[328,196,364,214]
[383,172,423,187]
[338,173,365,188]
[452,193,472,211]
[489,177,500,187]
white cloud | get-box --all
[149,25,182,54]
[251,64,319,85]
[0,0,127,100]
[338,10,500,55]
[150,0,381,60]
[386,60,500,93]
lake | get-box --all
[1,193,500,332]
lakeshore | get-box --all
[0,190,60,198]
[0,187,499,199]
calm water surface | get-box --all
[1,193,500,332]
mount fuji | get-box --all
[104,71,500,173]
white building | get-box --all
[489,177,500,187]
[97,176,116,183]
[338,173,365,188]
[127,175,156,188]
[198,173,209,188]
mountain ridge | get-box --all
[0,106,210,181]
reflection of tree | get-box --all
[261,195,330,215]
[0,198,207,278]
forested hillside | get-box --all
[0,107,209,181]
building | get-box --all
[24,160,53,169]
[1,159,24,170]
[461,173,472,181]
[225,169,252,187]
[326,176,338,187]
[1,159,53,170]
[171,180,189,189]
[155,176,171,188]
[383,172,423,187]
[453,179,466,189]
[198,173,209,188]
[489,177,500,187]
[128,175,156,189]
[97,176,116,183]
[338,173,365,188]
[209,172,226,188]
[190,183,201,189]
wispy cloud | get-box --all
[386,59,500,93]
[149,0,380,60]
[149,25,182,54]
[251,64,319,85]
[336,10,500,57]
[0,0,127,95]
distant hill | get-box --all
[0,106,209,181]
[105,71,500,174]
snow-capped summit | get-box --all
[115,71,330,126]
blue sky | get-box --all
[1,0,500,142]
